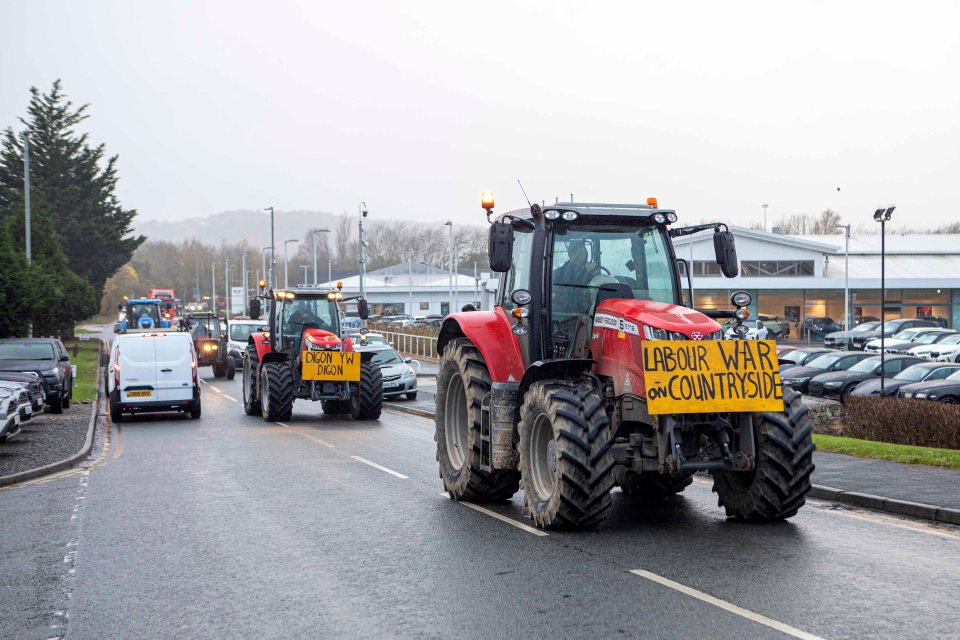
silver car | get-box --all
[0,391,23,442]
[356,345,418,400]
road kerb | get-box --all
[0,338,105,488]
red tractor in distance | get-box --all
[242,286,382,422]
[434,195,814,530]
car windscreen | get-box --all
[852,322,880,333]
[847,358,880,374]
[914,332,950,345]
[939,335,960,345]
[805,353,844,370]
[895,366,935,381]
[0,342,56,361]
[230,324,259,341]
[370,349,404,365]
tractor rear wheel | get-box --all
[619,471,693,498]
[242,347,261,416]
[711,387,814,521]
[322,399,351,415]
[350,361,382,420]
[224,357,236,380]
[435,338,519,502]
[260,361,294,422]
[518,379,615,529]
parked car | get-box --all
[851,361,960,397]
[355,344,417,400]
[898,370,960,403]
[226,319,265,367]
[0,381,34,422]
[864,328,953,354]
[346,332,388,347]
[106,332,201,421]
[800,317,841,341]
[0,392,22,442]
[723,320,768,340]
[0,338,74,413]
[780,350,876,394]
[823,321,881,349]
[0,371,45,412]
[778,347,831,371]
[894,331,960,357]
[849,318,939,350]
[807,355,924,401]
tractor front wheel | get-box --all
[224,357,236,380]
[242,347,261,416]
[212,363,225,378]
[711,387,815,521]
[260,361,294,422]
[435,338,519,502]
[350,361,382,420]
[518,379,615,529]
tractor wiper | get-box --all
[555,283,620,291]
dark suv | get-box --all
[849,318,939,351]
[0,338,74,413]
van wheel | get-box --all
[110,405,123,423]
[225,357,236,380]
[190,399,201,419]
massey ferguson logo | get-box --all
[691,331,703,340]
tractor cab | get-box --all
[119,299,170,332]
[269,290,341,360]
[184,312,236,379]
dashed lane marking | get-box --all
[630,569,825,640]
[210,387,222,394]
[351,456,409,479]
[441,493,549,537]
[221,394,237,402]
[275,422,335,448]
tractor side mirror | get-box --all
[488,222,514,273]
[357,298,370,319]
[713,230,739,278]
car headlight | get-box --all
[824,381,843,388]
[43,368,58,376]
[927,394,938,399]
[915,393,927,399]
[902,392,913,398]
[782,378,801,384]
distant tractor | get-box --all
[117,299,171,333]
[184,312,236,380]
[434,195,814,530]
[242,287,382,421]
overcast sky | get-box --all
[2,0,958,230]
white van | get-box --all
[107,332,200,422]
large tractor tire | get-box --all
[322,399,351,415]
[435,338,519,502]
[711,387,815,521]
[212,363,226,379]
[350,361,383,420]
[224,357,236,380]
[517,379,615,530]
[618,471,693,498]
[260,361,294,422]
[242,347,261,416]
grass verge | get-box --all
[63,339,101,403]
[813,434,960,469]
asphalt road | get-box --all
[2,369,960,639]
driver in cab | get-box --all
[553,238,600,320]
[286,301,321,351]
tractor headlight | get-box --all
[561,211,578,221]
[545,210,561,220]
[652,213,666,224]
[643,326,669,340]
[706,330,723,340]
[669,331,686,341]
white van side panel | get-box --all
[118,335,157,402]
[155,334,194,402]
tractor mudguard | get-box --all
[437,308,524,383]
[248,333,276,363]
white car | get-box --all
[226,319,266,367]
[905,334,960,360]
[0,381,33,423]
[724,320,769,340]
[863,328,948,353]
[0,391,22,442]
[107,332,201,422]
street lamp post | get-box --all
[24,133,32,337]
[241,252,247,316]
[300,265,310,285]
[311,228,330,285]
[874,206,895,394]
[212,262,216,314]
[224,258,230,320]
[835,223,851,341]
[762,203,769,232]
[264,206,276,288]
[358,202,368,298]
[284,239,299,288]
[444,220,453,313]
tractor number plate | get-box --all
[302,351,360,382]
[641,340,783,415]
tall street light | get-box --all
[835,223,851,341]
[358,202,368,298]
[762,203,769,232]
[444,220,453,314]
[874,205,895,394]
[284,239,299,288]
[311,227,330,285]
[264,206,276,288]
[24,133,32,336]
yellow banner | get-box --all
[302,350,361,381]
[641,340,783,415]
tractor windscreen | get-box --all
[128,303,162,326]
[281,297,337,336]
[551,224,677,315]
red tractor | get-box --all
[242,287,382,421]
[435,196,813,530]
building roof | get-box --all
[672,227,841,254]
[793,233,960,255]
[318,261,477,290]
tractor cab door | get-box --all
[497,224,537,366]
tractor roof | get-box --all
[502,202,677,222]
[270,287,340,299]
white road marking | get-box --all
[441,493,549,537]
[630,569,825,640]
[274,422,335,447]
[351,456,409,479]
[221,394,237,402]
[210,387,222,394]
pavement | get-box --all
[0,404,93,478]
[2,372,959,639]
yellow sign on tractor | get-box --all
[641,340,784,414]
[301,351,361,382]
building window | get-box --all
[419,302,430,310]
[737,260,814,277]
